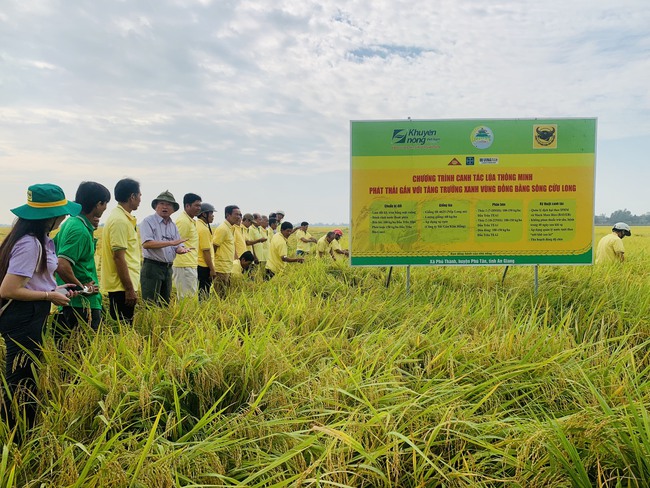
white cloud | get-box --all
[0,0,648,222]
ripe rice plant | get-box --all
[0,227,649,486]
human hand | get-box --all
[83,281,99,294]
[125,289,138,306]
[171,238,189,246]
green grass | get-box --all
[0,226,649,486]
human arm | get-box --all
[142,238,187,249]
[282,255,304,264]
[56,257,99,293]
[202,249,216,278]
[0,274,71,306]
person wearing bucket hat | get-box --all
[0,183,81,426]
[595,222,631,264]
[140,190,190,305]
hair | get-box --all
[240,251,255,263]
[183,193,202,206]
[114,178,140,203]
[326,231,336,238]
[269,213,277,220]
[75,181,111,214]
[281,221,293,231]
[269,218,277,226]
[225,205,240,218]
[253,213,261,220]
[0,218,51,287]
[301,221,308,227]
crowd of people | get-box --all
[0,179,348,427]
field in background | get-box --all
[0,225,648,486]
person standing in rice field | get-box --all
[212,205,241,297]
[173,193,201,299]
[100,178,142,324]
[196,202,216,300]
[54,181,111,333]
[140,191,191,306]
[0,183,81,427]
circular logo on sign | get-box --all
[470,126,494,149]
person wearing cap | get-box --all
[265,221,304,279]
[100,178,142,324]
[140,191,190,305]
[54,181,111,333]
[173,193,202,299]
[295,222,318,256]
[331,229,350,260]
[0,183,81,426]
[212,205,241,297]
[276,210,285,225]
[595,222,631,264]
[317,231,337,260]
[197,202,216,300]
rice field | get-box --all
[0,225,649,487]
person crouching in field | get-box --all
[265,222,304,280]
[0,184,81,427]
[331,229,350,260]
[100,178,142,324]
[317,231,337,260]
[595,222,631,264]
[231,251,255,280]
[54,181,111,333]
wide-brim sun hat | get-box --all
[11,183,81,220]
[151,190,180,212]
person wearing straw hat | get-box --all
[595,222,631,264]
[54,181,111,333]
[100,178,142,324]
[140,190,191,305]
[0,183,81,426]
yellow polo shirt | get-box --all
[331,238,344,260]
[174,212,199,268]
[243,225,254,252]
[316,235,332,257]
[233,224,247,259]
[100,205,141,292]
[595,233,625,264]
[249,225,264,260]
[295,229,314,253]
[212,220,235,273]
[196,219,214,268]
[231,259,244,277]
[267,232,288,274]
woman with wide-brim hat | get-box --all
[0,183,81,428]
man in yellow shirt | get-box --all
[251,213,268,266]
[317,231,337,260]
[196,202,216,300]
[595,222,630,264]
[231,251,255,280]
[242,212,267,264]
[101,178,142,323]
[212,205,241,297]
[331,229,350,261]
[266,222,304,279]
[173,193,201,298]
[295,221,318,256]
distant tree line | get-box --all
[595,209,650,225]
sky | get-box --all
[0,0,649,225]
